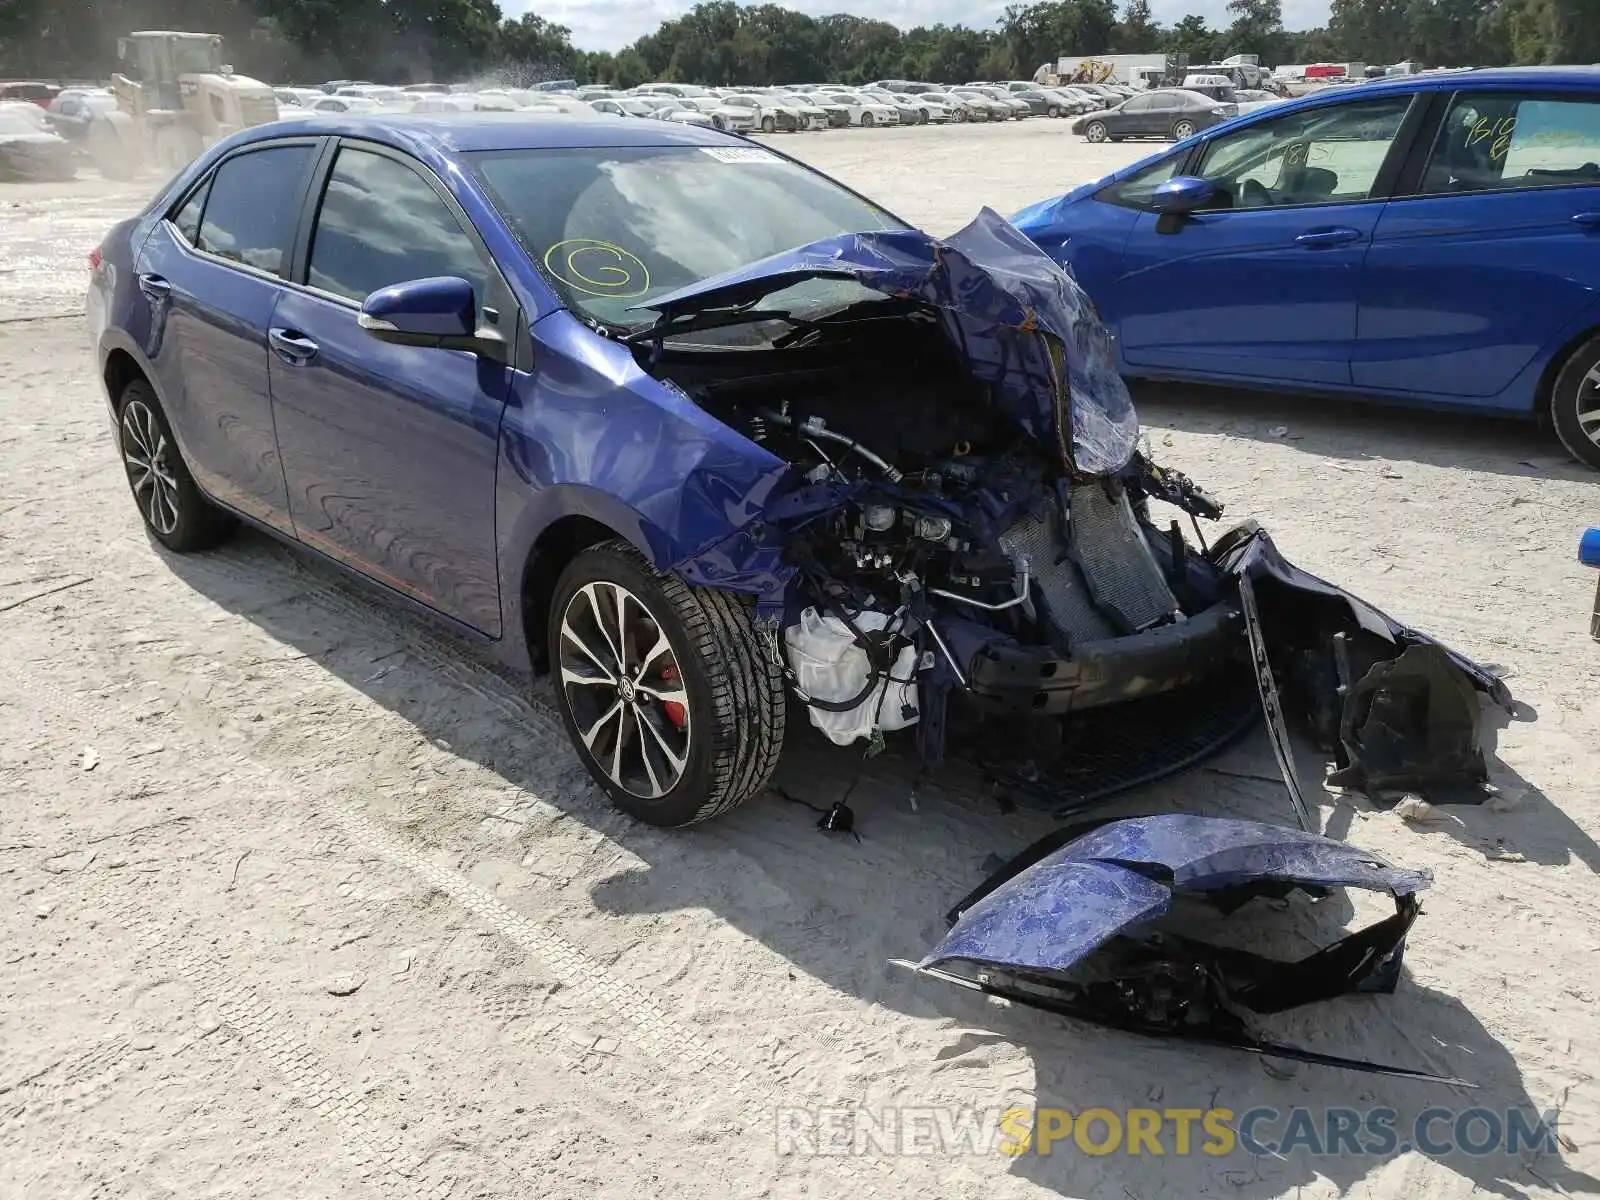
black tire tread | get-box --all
[115,379,235,552]
[554,540,784,825]
[1550,334,1600,471]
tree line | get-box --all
[2,0,1593,89]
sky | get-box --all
[509,0,1333,53]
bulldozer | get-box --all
[89,31,279,179]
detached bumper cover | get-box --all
[895,813,1468,1083]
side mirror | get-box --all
[1148,175,1218,215]
[358,276,502,357]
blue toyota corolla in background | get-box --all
[1012,66,1600,469]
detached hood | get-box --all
[639,207,1139,476]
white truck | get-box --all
[1051,54,1178,88]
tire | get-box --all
[1049,106,1065,118]
[917,110,928,125]
[1171,119,1196,141]
[88,120,137,181]
[548,540,785,827]
[115,379,235,552]
[952,108,967,123]
[861,111,875,127]
[1084,121,1108,143]
[1549,334,1600,470]
[761,115,776,134]
[712,115,726,131]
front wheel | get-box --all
[1084,120,1108,143]
[860,111,875,127]
[952,108,967,123]
[117,380,235,551]
[1171,119,1196,141]
[548,541,785,827]
[760,115,776,134]
[1550,334,1600,470]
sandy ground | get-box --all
[2,120,1598,1200]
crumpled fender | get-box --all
[922,813,1429,978]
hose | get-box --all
[756,408,903,482]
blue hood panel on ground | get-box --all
[641,207,1140,477]
[921,814,1430,976]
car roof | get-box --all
[1298,64,1600,97]
[233,112,745,155]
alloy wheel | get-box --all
[558,580,692,800]
[1086,122,1107,142]
[1173,120,1195,140]
[120,399,180,536]
[1578,362,1600,451]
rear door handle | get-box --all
[137,273,171,298]
[268,327,319,365]
[1294,227,1363,248]
[1573,212,1600,229]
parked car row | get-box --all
[1072,82,1286,143]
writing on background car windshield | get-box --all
[543,239,651,299]
[700,146,781,164]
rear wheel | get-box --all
[1084,120,1108,143]
[1171,119,1196,140]
[548,541,785,827]
[116,380,235,551]
[1549,334,1600,470]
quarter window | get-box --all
[1193,96,1411,208]
[194,144,315,274]
[171,175,211,244]
[1420,93,1600,194]
[307,147,491,306]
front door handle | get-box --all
[1294,227,1363,248]
[137,273,171,299]
[1572,212,1600,229]
[268,327,319,365]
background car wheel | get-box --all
[952,108,967,122]
[1171,119,1196,140]
[548,540,785,827]
[1084,121,1108,142]
[761,115,776,133]
[712,115,726,130]
[861,111,874,127]
[116,379,235,552]
[1049,106,1065,118]
[1549,334,1600,470]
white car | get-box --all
[311,96,384,114]
[765,91,830,129]
[588,98,658,119]
[273,86,323,108]
[815,89,898,127]
[719,93,809,133]
[643,99,714,127]
[706,100,760,132]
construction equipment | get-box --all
[90,31,279,179]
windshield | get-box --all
[471,145,904,332]
[168,38,222,74]
[0,109,48,135]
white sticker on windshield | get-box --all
[700,146,781,164]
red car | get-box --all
[0,82,61,107]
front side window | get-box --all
[1420,93,1600,194]
[307,147,491,306]
[1194,95,1411,208]
[471,145,903,331]
[195,145,315,274]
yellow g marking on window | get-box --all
[543,239,651,298]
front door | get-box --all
[1354,89,1600,402]
[268,142,514,635]
[136,140,319,531]
[1115,93,1414,386]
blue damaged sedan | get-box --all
[1012,67,1600,469]
[88,111,1507,841]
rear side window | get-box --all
[1420,93,1600,195]
[195,145,315,275]
[171,175,211,244]
[306,147,490,306]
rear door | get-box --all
[135,139,320,531]
[1115,93,1416,386]
[1354,88,1600,404]
[268,140,515,635]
